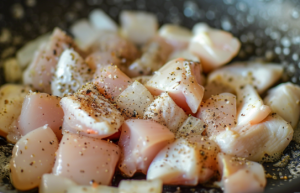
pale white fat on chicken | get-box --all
[208,61,283,94]
[217,153,266,193]
[158,24,193,50]
[51,49,94,97]
[147,136,219,185]
[17,92,63,140]
[0,84,31,137]
[214,114,293,162]
[118,119,175,177]
[196,93,237,137]
[116,81,154,118]
[144,92,188,133]
[10,126,58,191]
[60,83,124,139]
[23,28,81,93]
[119,179,163,193]
[126,37,173,77]
[264,82,300,129]
[188,25,240,72]
[236,84,271,125]
[145,58,204,114]
[120,11,158,45]
[39,174,77,193]
[52,132,120,185]
[93,65,133,102]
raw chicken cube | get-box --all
[40,174,77,193]
[118,119,175,177]
[67,185,118,193]
[60,83,124,139]
[236,84,271,125]
[144,92,187,133]
[116,81,154,118]
[196,93,237,137]
[89,9,118,32]
[119,179,163,193]
[52,132,120,185]
[145,58,204,114]
[120,11,158,45]
[189,25,241,72]
[176,116,206,138]
[85,51,121,70]
[168,50,200,62]
[52,49,94,97]
[10,125,59,191]
[264,82,300,129]
[207,61,283,94]
[147,136,219,185]
[214,114,294,162]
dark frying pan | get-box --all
[0,0,300,192]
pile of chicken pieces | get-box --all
[1,9,300,193]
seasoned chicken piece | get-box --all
[52,133,120,185]
[144,92,188,133]
[196,93,236,137]
[132,75,152,85]
[118,119,175,177]
[176,116,206,138]
[40,174,77,193]
[89,9,118,32]
[158,24,193,50]
[17,92,63,140]
[0,84,31,137]
[147,136,219,185]
[10,125,58,191]
[126,37,173,77]
[119,180,163,193]
[60,83,124,139]
[116,81,154,118]
[93,65,133,102]
[85,51,121,70]
[264,82,300,129]
[120,11,158,45]
[145,58,204,114]
[91,33,140,66]
[236,85,271,125]
[203,80,235,100]
[52,49,93,97]
[168,50,200,62]
[217,153,266,193]
[67,185,118,193]
[215,114,293,162]
[23,28,80,93]
[188,25,240,72]
[208,62,283,94]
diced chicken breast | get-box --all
[89,9,118,32]
[23,28,80,93]
[217,153,266,193]
[10,126,58,191]
[126,37,173,77]
[188,26,241,72]
[40,174,77,193]
[60,83,124,139]
[215,114,293,162]
[90,32,139,66]
[168,50,200,62]
[203,80,235,100]
[196,93,236,137]
[120,11,158,45]
[132,75,153,85]
[52,133,120,185]
[67,185,118,193]
[116,81,154,118]
[85,51,121,70]
[236,85,271,125]
[192,23,211,35]
[118,119,175,177]
[144,92,188,133]
[119,180,163,193]
[17,92,63,140]
[158,24,193,50]
[145,58,204,113]
[52,49,93,97]
[208,62,284,94]
[93,65,133,101]
[176,116,206,138]
[0,84,31,137]
[264,82,300,129]
[147,136,219,185]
